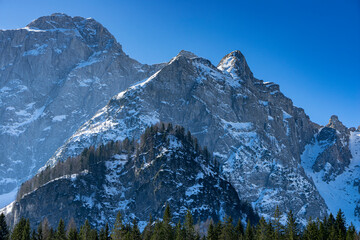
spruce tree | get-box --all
[0,213,9,240]
[55,219,67,240]
[244,219,253,240]
[161,204,173,240]
[79,219,92,240]
[207,220,217,240]
[335,209,346,240]
[255,217,267,240]
[346,223,356,240]
[219,216,235,240]
[111,212,125,240]
[142,214,154,240]
[184,210,195,240]
[175,220,185,240]
[131,219,142,240]
[285,210,298,240]
[272,206,282,240]
[234,219,244,239]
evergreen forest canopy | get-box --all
[17,123,213,201]
[0,205,358,240]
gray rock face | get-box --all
[301,116,359,226]
[0,13,163,194]
[6,126,257,229]
[43,49,329,223]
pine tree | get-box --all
[99,223,110,240]
[79,219,92,240]
[161,204,173,240]
[303,217,318,240]
[285,210,297,240]
[255,217,268,240]
[207,220,217,240]
[245,219,253,240]
[0,213,9,240]
[41,218,51,240]
[111,212,126,240]
[131,219,142,240]
[142,214,154,240]
[66,218,77,240]
[346,223,356,240]
[55,219,67,240]
[219,216,235,240]
[11,218,26,240]
[174,220,185,240]
[234,219,244,239]
[184,210,195,240]
[335,209,346,240]
[272,206,282,240]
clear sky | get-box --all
[0,0,359,127]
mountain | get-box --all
[2,13,359,228]
[301,116,360,225]
[0,13,164,199]
[5,124,258,229]
[38,49,336,225]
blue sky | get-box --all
[1,0,359,127]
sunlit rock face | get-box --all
[0,13,163,195]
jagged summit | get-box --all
[27,13,95,30]
[326,115,349,133]
[177,50,198,59]
[218,50,253,81]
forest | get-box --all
[0,205,358,240]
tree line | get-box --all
[1,205,358,240]
[17,123,213,202]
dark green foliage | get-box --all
[55,219,66,240]
[3,206,360,240]
[0,213,9,240]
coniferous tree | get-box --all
[11,218,27,240]
[79,219,92,240]
[255,217,268,240]
[285,210,298,240]
[335,209,346,240]
[346,223,356,240]
[174,220,185,240]
[99,223,110,240]
[184,210,195,240]
[31,229,37,240]
[207,220,217,240]
[111,212,126,240]
[234,219,244,239]
[55,218,67,240]
[161,204,173,240]
[303,217,318,240]
[273,206,282,240]
[143,214,154,240]
[0,213,9,240]
[131,219,142,240]
[245,219,253,240]
[66,218,77,240]
[219,216,235,240]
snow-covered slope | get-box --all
[6,125,258,229]
[42,50,329,224]
[0,13,163,201]
[302,127,360,226]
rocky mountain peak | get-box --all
[326,115,348,134]
[177,50,198,59]
[217,50,253,81]
[25,13,118,52]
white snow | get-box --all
[23,44,48,56]
[185,183,203,197]
[301,130,360,228]
[52,115,67,122]
[0,188,18,209]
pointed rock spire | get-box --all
[326,115,348,133]
[217,50,253,81]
